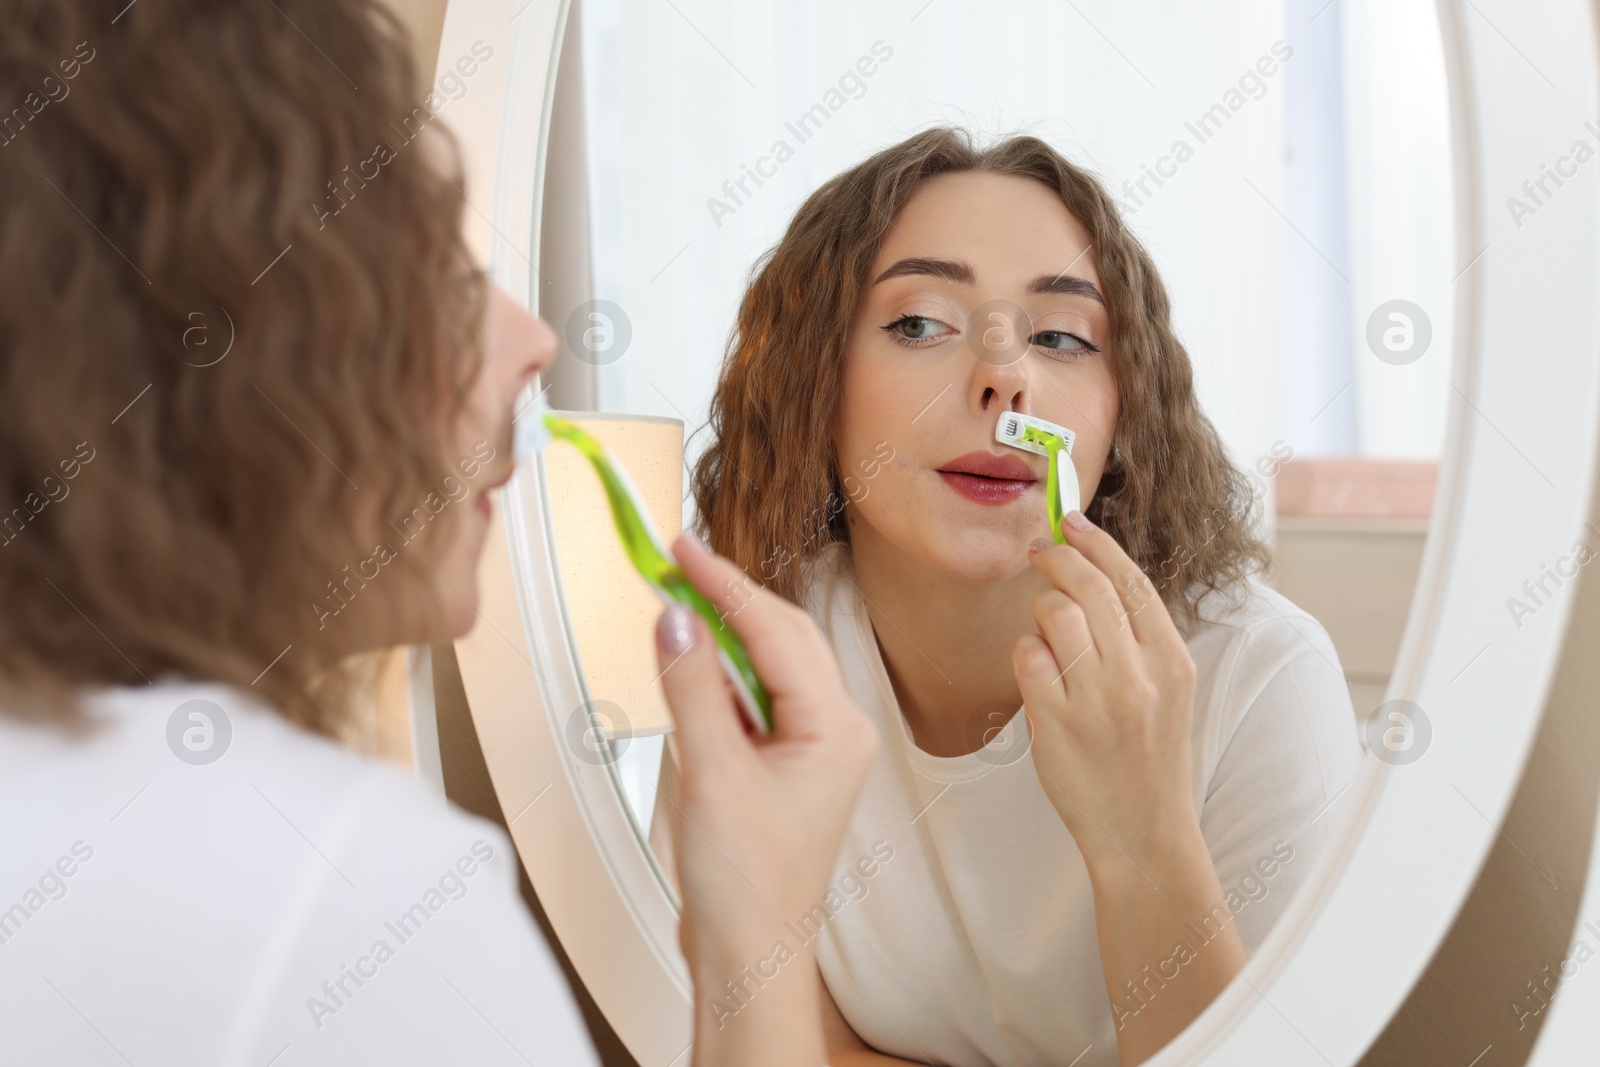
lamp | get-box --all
[542,411,684,739]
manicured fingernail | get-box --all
[1065,509,1092,532]
[657,603,696,656]
[1029,538,1052,553]
[677,532,707,556]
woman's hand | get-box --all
[1015,510,1200,871]
[1015,510,1245,1066]
[656,534,879,1067]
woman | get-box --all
[692,128,1363,1065]
[0,2,875,1064]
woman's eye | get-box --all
[1032,330,1100,356]
[881,315,954,344]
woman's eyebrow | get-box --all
[871,256,1104,304]
[872,256,974,286]
[1027,273,1104,303]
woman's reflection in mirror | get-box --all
[687,126,1362,1067]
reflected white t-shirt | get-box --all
[0,677,598,1067]
[804,543,1362,1067]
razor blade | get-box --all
[994,411,1075,457]
[993,411,1081,541]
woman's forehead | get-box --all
[873,171,1100,288]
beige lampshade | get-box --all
[543,411,684,738]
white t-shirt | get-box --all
[804,543,1362,1067]
[0,676,599,1067]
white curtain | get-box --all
[1342,0,1454,459]
[578,0,1453,519]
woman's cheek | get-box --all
[842,454,904,537]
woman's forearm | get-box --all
[1083,830,1247,1067]
[691,935,825,1067]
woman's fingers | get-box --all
[1055,513,1177,647]
[654,605,746,774]
[1014,632,1070,727]
[1030,588,1099,684]
[670,534,839,740]
[671,535,827,679]
[1027,541,1139,668]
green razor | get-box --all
[994,412,1080,544]
[517,405,774,736]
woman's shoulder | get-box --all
[1185,581,1363,956]
[1184,574,1340,668]
[1181,575,1351,727]
[1181,574,1359,777]
[0,676,599,1065]
[0,674,515,874]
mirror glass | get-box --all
[556,0,1454,1057]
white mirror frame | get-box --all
[439,0,1600,1062]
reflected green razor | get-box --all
[994,412,1080,544]
[514,402,774,736]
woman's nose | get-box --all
[966,301,1032,413]
[489,284,559,398]
[979,382,1026,412]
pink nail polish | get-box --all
[657,604,696,655]
[1029,538,1052,553]
[1065,509,1092,532]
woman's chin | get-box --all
[923,525,1042,585]
[427,571,480,642]
[852,499,1045,584]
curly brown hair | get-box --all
[692,126,1272,633]
[0,0,485,732]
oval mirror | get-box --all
[440,0,1600,1063]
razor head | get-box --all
[512,389,553,464]
[994,411,1075,457]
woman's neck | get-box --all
[845,524,1050,757]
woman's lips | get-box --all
[939,471,1033,504]
[937,450,1039,506]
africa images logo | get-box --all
[165,699,232,766]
